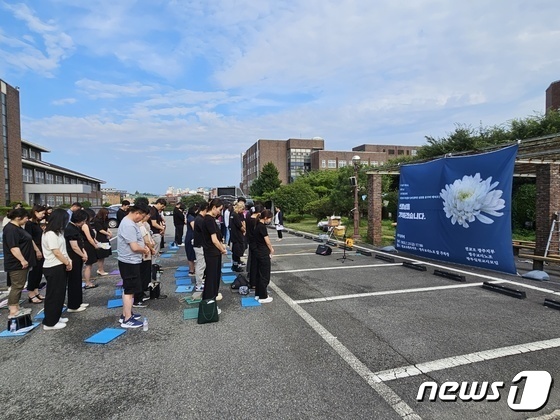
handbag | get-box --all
[276,224,284,231]
[197,299,219,324]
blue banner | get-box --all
[396,145,518,274]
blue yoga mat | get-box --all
[0,322,40,337]
[115,288,122,297]
[84,328,126,344]
[221,268,234,274]
[177,266,189,271]
[176,279,192,286]
[241,297,261,307]
[107,299,123,309]
[222,262,232,267]
[160,254,173,258]
[174,271,190,278]
[175,285,194,293]
[222,275,236,284]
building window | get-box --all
[328,160,336,168]
[321,160,326,168]
[388,149,395,155]
[22,148,28,158]
[338,160,347,168]
[34,170,45,184]
[55,195,63,206]
[23,168,33,182]
[411,150,417,156]
[398,150,404,155]
[55,175,63,184]
[371,161,379,167]
[46,173,54,184]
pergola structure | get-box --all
[367,133,560,271]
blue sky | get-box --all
[1,1,558,194]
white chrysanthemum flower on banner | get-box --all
[439,173,505,228]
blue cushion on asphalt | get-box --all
[177,266,189,271]
[176,279,192,286]
[107,299,123,308]
[183,308,199,319]
[241,297,261,307]
[222,275,236,284]
[0,322,40,337]
[84,328,126,344]
[175,285,194,293]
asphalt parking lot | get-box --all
[1,221,560,420]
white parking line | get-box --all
[293,282,505,304]
[374,337,560,382]
[270,281,422,420]
[272,263,402,274]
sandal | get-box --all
[84,284,98,289]
[28,294,43,304]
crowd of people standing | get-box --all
[2,196,281,331]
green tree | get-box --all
[250,162,281,198]
[180,194,206,209]
[512,183,536,229]
[273,180,318,215]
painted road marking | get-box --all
[270,280,422,420]
[272,263,402,274]
[374,337,560,382]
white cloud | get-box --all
[52,97,76,105]
[0,2,74,76]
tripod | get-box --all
[337,233,353,263]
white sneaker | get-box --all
[254,296,260,301]
[80,303,90,308]
[59,318,69,323]
[43,322,67,330]
[215,293,223,301]
[217,308,222,315]
[67,306,86,313]
[259,296,273,303]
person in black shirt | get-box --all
[193,202,208,292]
[64,210,89,312]
[230,201,246,272]
[173,202,186,246]
[245,204,263,289]
[3,207,36,318]
[149,198,167,256]
[201,199,227,302]
[24,204,47,303]
[254,209,275,303]
[116,200,130,227]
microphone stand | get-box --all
[337,232,353,263]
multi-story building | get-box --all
[546,80,560,112]
[311,144,418,170]
[242,137,325,193]
[1,77,105,207]
[241,137,419,194]
[21,139,104,207]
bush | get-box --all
[284,213,305,223]
[512,183,536,229]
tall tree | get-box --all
[249,162,281,198]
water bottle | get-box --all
[156,270,161,281]
[10,319,17,333]
[143,317,148,331]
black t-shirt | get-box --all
[93,218,109,243]
[149,207,164,234]
[193,214,204,248]
[229,211,244,243]
[24,220,43,248]
[201,214,222,257]
[64,222,85,261]
[254,222,270,254]
[117,208,128,225]
[173,207,185,226]
[3,222,37,271]
[246,216,258,248]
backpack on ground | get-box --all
[230,273,249,290]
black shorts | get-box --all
[118,260,142,295]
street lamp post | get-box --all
[352,155,361,240]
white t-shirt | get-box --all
[42,231,69,268]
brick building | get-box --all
[242,138,325,193]
[1,78,105,207]
[241,137,419,194]
[546,80,560,112]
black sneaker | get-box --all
[156,294,168,299]
[132,301,148,308]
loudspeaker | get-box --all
[315,245,332,256]
[349,176,357,186]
